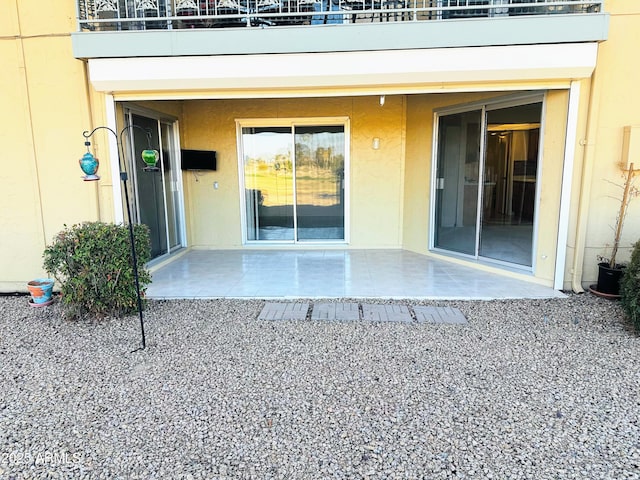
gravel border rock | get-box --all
[0,294,638,479]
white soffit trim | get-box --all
[88,43,598,93]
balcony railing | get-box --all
[77,0,602,31]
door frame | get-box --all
[429,92,546,271]
[236,116,351,246]
[122,104,187,257]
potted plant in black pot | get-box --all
[590,163,638,297]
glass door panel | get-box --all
[242,127,294,241]
[161,122,181,251]
[434,110,482,256]
[479,103,541,267]
[126,112,183,260]
[294,125,345,241]
[131,114,167,259]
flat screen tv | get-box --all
[181,149,216,171]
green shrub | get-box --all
[43,222,151,319]
[620,239,640,331]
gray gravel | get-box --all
[0,294,639,479]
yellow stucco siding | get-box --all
[402,94,432,254]
[0,2,19,35]
[3,0,640,292]
[23,38,99,234]
[350,95,405,248]
[579,1,640,286]
[10,1,77,36]
[536,90,568,282]
[0,40,46,288]
[179,96,406,248]
[1,3,96,290]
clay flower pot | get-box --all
[27,278,55,307]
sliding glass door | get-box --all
[434,110,482,256]
[241,121,346,243]
[480,103,541,266]
[294,126,345,240]
[126,110,184,259]
[433,100,542,268]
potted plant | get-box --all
[27,278,55,307]
[591,163,638,297]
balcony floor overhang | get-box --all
[72,13,609,59]
[146,249,565,299]
[87,43,598,96]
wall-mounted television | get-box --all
[181,149,216,171]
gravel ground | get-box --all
[0,294,639,479]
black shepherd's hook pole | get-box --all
[83,125,154,352]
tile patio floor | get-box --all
[146,249,565,300]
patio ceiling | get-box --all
[87,43,597,96]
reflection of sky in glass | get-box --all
[296,132,344,161]
[242,126,345,205]
[243,129,344,163]
[243,131,291,163]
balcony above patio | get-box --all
[72,0,608,59]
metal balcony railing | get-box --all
[77,0,602,31]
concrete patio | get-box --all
[146,249,565,300]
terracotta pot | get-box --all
[27,278,55,305]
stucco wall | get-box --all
[579,0,640,286]
[179,96,406,248]
[0,1,97,291]
[537,90,569,283]
[173,89,568,287]
[4,0,638,293]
